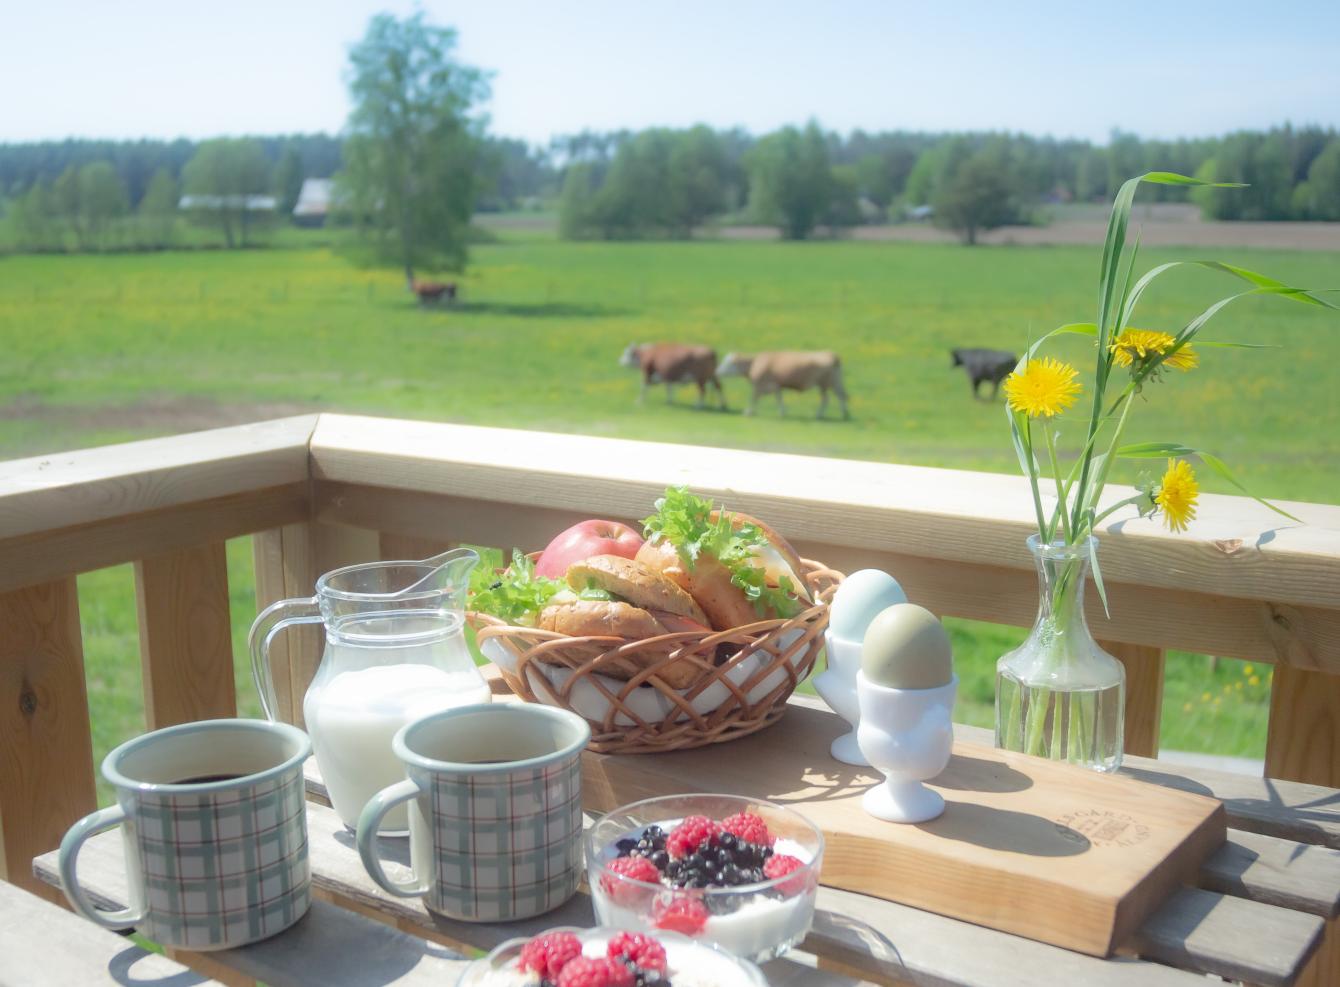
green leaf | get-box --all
[1196,451,1301,523]
[1115,444,1301,524]
[1194,339,1278,349]
[1086,526,1110,618]
[1140,172,1245,188]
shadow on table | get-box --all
[919,803,1090,857]
[807,908,905,979]
[108,946,210,987]
[935,755,1033,794]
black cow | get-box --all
[951,348,1017,400]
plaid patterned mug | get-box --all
[357,703,590,922]
[58,718,313,950]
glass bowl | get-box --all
[455,925,767,986]
[586,793,824,963]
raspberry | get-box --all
[763,853,807,895]
[720,811,775,848]
[601,855,660,905]
[556,956,634,987]
[607,931,668,973]
[653,895,710,935]
[666,815,721,858]
[518,931,582,979]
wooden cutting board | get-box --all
[580,703,1226,957]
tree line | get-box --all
[556,123,1340,242]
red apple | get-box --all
[535,520,645,579]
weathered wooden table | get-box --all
[14,690,1340,987]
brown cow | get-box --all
[412,280,457,306]
[717,351,850,420]
[620,342,727,410]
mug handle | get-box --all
[59,805,147,930]
[357,779,429,897]
[248,595,322,721]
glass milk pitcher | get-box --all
[249,548,490,834]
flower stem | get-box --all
[1042,425,1071,543]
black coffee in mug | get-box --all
[172,773,245,785]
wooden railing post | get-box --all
[135,541,237,729]
[0,578,96,902]
[1102,641,1165,758]
[1266,665,1340,787]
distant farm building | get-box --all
[292,179,334,227]
[179,194,278,213]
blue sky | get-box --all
[4,1,1338,146]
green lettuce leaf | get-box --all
[468,549,567,625]
[643,487,801,619]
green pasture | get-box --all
[3,233,1332,798]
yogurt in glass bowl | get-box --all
[455,926,767,987]
[587,794,824,963]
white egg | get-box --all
[828,569,907,642]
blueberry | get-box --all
[762,846,774,859]
[686,852,704,869]
[650,850,669,869]
[718,832,737,850]
[721,863,740,885]
[704,856,720,873]
[644,825,664,839]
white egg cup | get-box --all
[813,631,868,766]
[856,671,957,823]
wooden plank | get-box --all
[378,532,455,563]
[944,718,1340,851]
[1295,917,1340,987]
[1200,829,1340,919]
[1267,664,1340,787]
[135,541,237,729]
[0,578,96,903]
[318,481,1340,672]
[1103,641,1163,758]
[0,879,216,986]
[1131,886,1322,987]
[29,837,473,987]
[308,413,1340,611]
[0,415,316,541]
[253,528,298,725]
[0,482,309,595]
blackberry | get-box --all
[616,839,637,857]
[705,894,742,916]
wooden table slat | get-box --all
[1201,829,1340,919]
[1132,886,1323,987]
[0,878,215,986]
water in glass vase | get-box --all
[994,535,1126,772]
[995,673,1123,772]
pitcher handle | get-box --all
[248,596,322,721]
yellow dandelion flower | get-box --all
[1235,682,1243,690]
[1156,459,1199,533]
[1249,675,1260,686]
[1213,697,1222,706]
[1110,328,1198,372]
[1182,702,1192,713]
[1244,664,1255,676]
[1201,692,1211,702]
[1003,357,1081,418]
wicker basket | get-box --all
[469,559,843,754]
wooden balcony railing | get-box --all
[2,412,1338,905]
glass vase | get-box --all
[995,536,1126,772]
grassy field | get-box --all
[4,232,1334,798]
